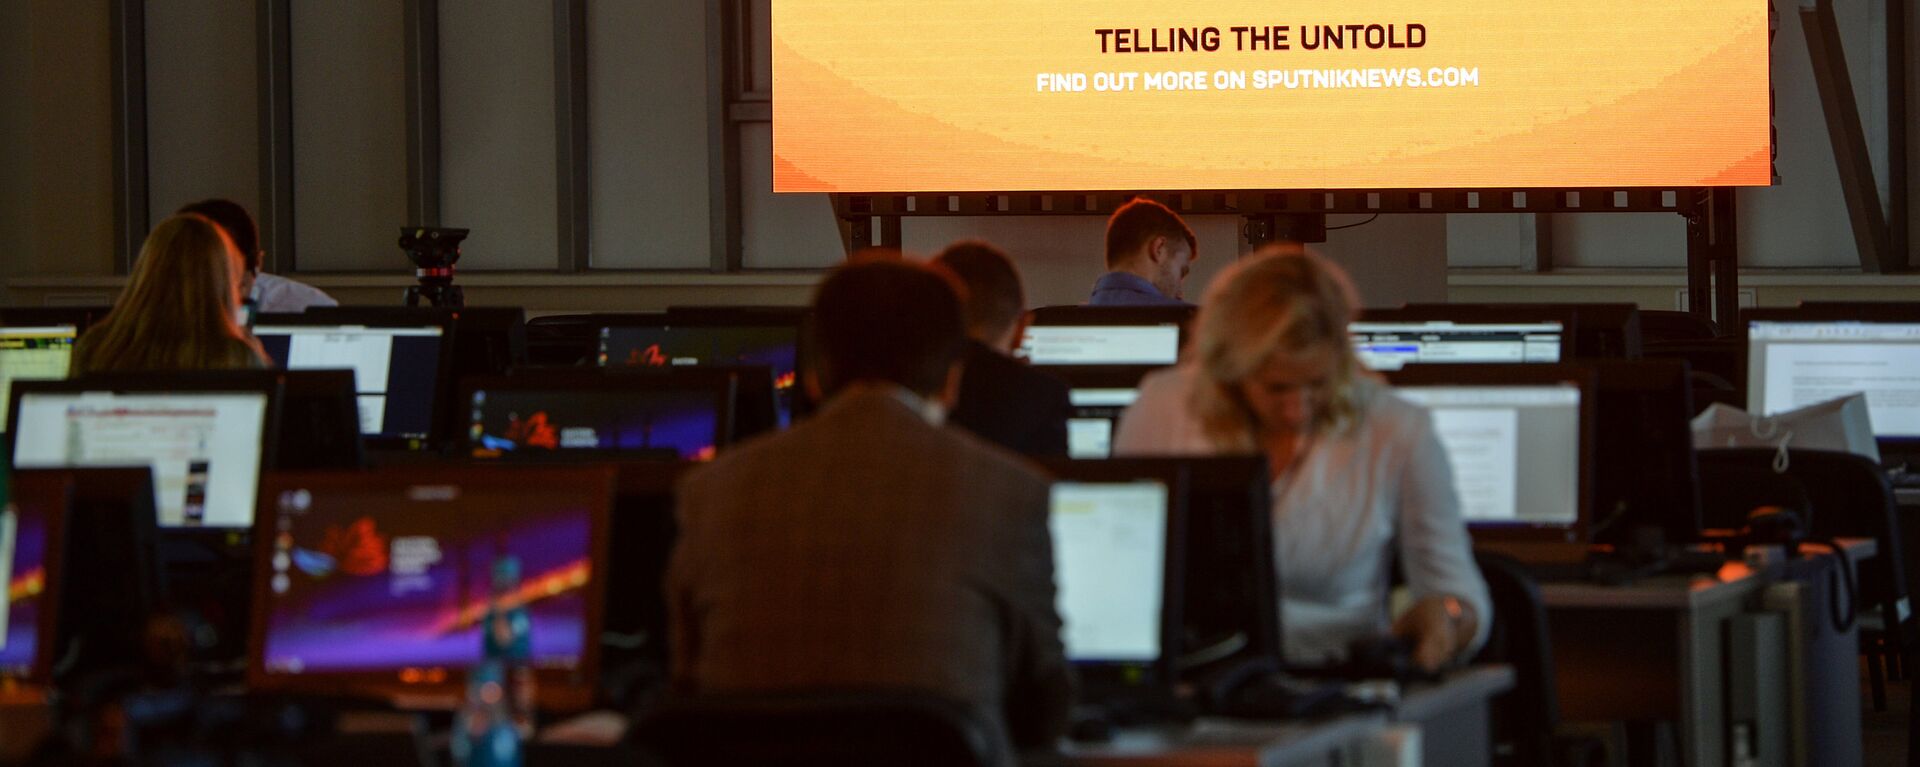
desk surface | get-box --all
[1396,665,1515,724]
[1900,487,1919,507]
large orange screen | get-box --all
[772,1,1772,193]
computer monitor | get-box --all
[1350,317,1564,371]
[0,471,68,683]
[9,375,278,529]
[598,310,808,428]
[1398,303,1642,359]
[461,370,735,462]
[1387,364,1596,542]
[274,370,367,470]
[17,468,165,683]
[1020,306,1192,366]
[251,314,451,446]
[600,461,694,697]
[1745,306,1920,450]
[1043,460,1184,700]
[249,465,614,710]
[1034,366,1157,459]
[1588,360,1703,548]
[0,325,78,433]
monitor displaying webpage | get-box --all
[1351,322,1562,371]
[1021,325,1181,366]
[1393,385,1581,527]
[0,327,77,434]
[1049,481,1167,663]
[11,392,269,528]
[253,325,444,439]
[1747,321,1920,441]
[1067,388,1140,459]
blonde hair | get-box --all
[1187,247,1370,449]
[73,214,269,375]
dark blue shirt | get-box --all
[1087,271,1191,307]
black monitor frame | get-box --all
[0,307,108,332]
[1385,363,1598,543]
[248,465,615,712]
[8,372,285,531]
[21,467,166,685]
[1036,458,1187,700]
[458,368,738,463]
[251,311,456,450]
[1586,359,1704,548]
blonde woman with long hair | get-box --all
[1114,247,1490,672]
[72,214,270,375]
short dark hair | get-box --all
[932,240,1026,341]
[177,199,260,271]
[1104,198,1196,269]
[810,262,967,397]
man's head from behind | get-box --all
[932,240,1028,352]
[1105,198,1197,300]
[809,261,968,403]
[177,199,261,297]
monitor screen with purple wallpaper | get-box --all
[460,372,734,463]
[0,471,66,683]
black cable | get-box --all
[1327,214,1380,231]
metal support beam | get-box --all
[110,0,149,273]
[553,0,589,271]
[403,0,441,226]
[1802,0,1891,272]
[1531,214,1555,273]
[707,0,745,271]
[258,0,295,273]
[1685,189,1742,329]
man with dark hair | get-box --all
[1089,197,1198,306]
[934,240,1072,456]
[177,199,337,314]
[667,261,1072,751]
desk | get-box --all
[1541,540,1873,767]
[1898,487,1919,508]
[1030,666,1514,767]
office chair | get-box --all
[1472,551,1605,767]
[1697,448,1914,715]
[1636,310,1720,343]
[631,690,1014,767]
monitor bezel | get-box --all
[7,372,284,531]
[247,464,616,711]
[1385,363,1598,543]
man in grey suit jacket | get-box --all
[667,261,1073,749]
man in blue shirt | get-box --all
[1088,198,1198,306]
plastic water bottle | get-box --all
[452,660,522,767]
[481,554,537,737]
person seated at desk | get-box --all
[1115,247,1490,672]
[73,213,271,375]
[178,198,338,315]
[1088,198,1198,307]
[666,261,1073,748]
[934,240,1072,457]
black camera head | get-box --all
[398,227,469,273]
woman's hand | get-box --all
[1391,594,1479,673]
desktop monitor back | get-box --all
[599,461,695,701]
[1743,305,1920,457]
[0,307,108,332]
[275,369,366,470]
[252,312,454,450]
[8,372,282,530]
[598,308,811,427]
[1385,364,1597,547]
[14,468,166,685]
[1588,359,1704,548]
[460,368,738,462]
[1021,306,1192,366]
[249,465,615,710]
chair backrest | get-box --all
[631,690,1013,767]
[1697,448,1911,630]
[1472,551,1560,767]
[1638,310,1721,343]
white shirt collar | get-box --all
[881,384,948,426]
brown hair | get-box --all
[1104,198,1197,268]
[809,261,967,397]
[73,214,269,375]
[1187,247,1370,449]
[931,240,1026,342]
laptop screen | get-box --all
[255,472,605,679]
[1747,320,1920,442]
[466,386,726,462]
[599,326,800,428]
[1393,384,1583,528]
[11,391,269,528]
[1351,321,1564,371]
[0,326,76,434]
[253,324,446,440]
[1050,480,1169,663]
[1020,325,1181,366]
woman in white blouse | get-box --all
[1114,247,1490,671]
